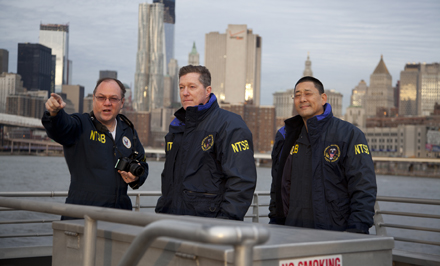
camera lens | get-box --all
[129,163,144,176]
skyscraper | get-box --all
[188,42,199,65]
[134,3,165,112]
[419,63,440,116]
[399,62,440,116]
[399,63,420,116]
[39,23,70,92]
[17,43,53,97]
[365,56,393,117]
[351,80,368,107]
[0,49,8,74]
[326,89,343,118]
[205,24,262,106]
[303,53,313,77]
[62,84,84,113]
[0,73,24,113]
[153,0,175,74]
[99,70,117,79]
[272,89,294,119]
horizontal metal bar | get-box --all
[0,232,53,238]
[0,191,68,197]
[393,236,440,246]
[0,191,162,197]
[379,222,440,233]
[376,196,440,205]
[0,219,58,225]
[377,210,440,219]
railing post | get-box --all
[252,193,259,223]
[374,201,387,236]
[83,215,97,266]
[234,243,253,266]
[135,194,140,212]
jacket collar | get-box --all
[171,93,218,127]
[284,103,333,135]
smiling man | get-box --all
[156,65,257,220]
[269,76,377,234]
[42,78,149,219]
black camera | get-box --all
[115,154,144,176]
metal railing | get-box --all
[1,192,439,252]
[0,196,270,266]
[374,196,440,246]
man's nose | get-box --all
[182,87,189,95]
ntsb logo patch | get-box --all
[201,135,214,151]
[290,144,299,155]
[122,136,131,149]
[324,144,340,162]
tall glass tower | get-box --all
[39,23,69,93]
[17,43,54,97]
[134,3,165,112]
[153,0,175,75]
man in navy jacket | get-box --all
[155,65,256,220]
[42,78,148,218]
[269,76,376,233]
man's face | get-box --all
[294,81,327,121]
[179,72,211,110]
[92,80,124,126]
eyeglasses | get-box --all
[94,95,121,104]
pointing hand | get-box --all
[45,93,66,116]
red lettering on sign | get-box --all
[335,258,341,266]
[329,258,335,266]
[319,259,325,266]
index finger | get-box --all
[50,93,61,100]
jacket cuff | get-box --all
[346,222,369,234]
[128,179,140,189]
[269,217,286,225]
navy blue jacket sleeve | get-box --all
[217,118,257,220]
[344,127,377,233]
[269,129,286,225]
[41,109,82,146]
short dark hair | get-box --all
[94,78,126,99]
[294,76,324,94]
[179,65,211,88]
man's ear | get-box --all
[321,93,327,104]
[206,86,212,96]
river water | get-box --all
[0,155,439,255]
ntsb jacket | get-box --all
[42,109,148,211]
[269,104,377,233]
[155,94,257,220]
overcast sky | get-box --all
[1,0,439,111]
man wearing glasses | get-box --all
[42,78,149,219]
[269,76,376,234]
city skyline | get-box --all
[0,0,439,112]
